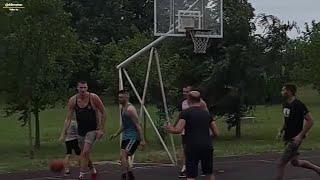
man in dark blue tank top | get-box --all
[110,90,145,180]
[61,81,107,180]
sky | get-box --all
[249,0,320,38]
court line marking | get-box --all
[24,164,174,180]
[25,177,66,180]
[213,155,320,165]
[22,155,320,180]
[24,177,64,180]
[213,159,273,165]
[258,160,275,164]
[76,155,320,167]
[97,160,174,166]
[133,164,175,170]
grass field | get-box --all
[0,87,319,173]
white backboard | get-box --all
[154,0,223,38]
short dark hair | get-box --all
[183,85,194,91]
[284,84,297,95]
[77,80,87,85]
[118,89,129,95]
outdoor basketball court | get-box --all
[1,0,319,180]
[1,152,319,180]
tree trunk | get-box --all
[236,117,241,138]
[142,111,147,141]
[28,111,34,159]
[34,108,40,149]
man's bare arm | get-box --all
[280,120,286,133]
[110,127,124,140]
[275,119,286,140]
[299,113,314,138]
[92,94,107,132]
[210,119,219,137]
[166,119,186,134]
[127,106,145,142]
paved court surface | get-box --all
[1,152,320,180]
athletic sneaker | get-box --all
[91,173,98,180]
[121,173,127,180]
[178,171,187,178]
[64,171,70,176]
[64,168,70,176]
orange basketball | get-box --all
[49,160,64,172]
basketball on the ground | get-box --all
[49,160,64,172]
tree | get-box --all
[303,22,320,91]
[61,0,154,94]
[188,0,256,137]
[289,21,320,92]
[256,14,299,89]
[0,0,76,151]
[64,0,153,44]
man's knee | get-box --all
[81,142,93,157]
[80,153,86,159]
[81,150,90,159]
[121,150,128,158]
[277,160,288,169]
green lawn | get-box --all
[0,87,319,172]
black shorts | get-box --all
[65,139,81,155]
[184,146,213,178]
[121,139,140,156]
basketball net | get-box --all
[186,28,211,54]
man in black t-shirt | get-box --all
[177,86,209,178]
[276,84,320,180]
[167,91,219,180]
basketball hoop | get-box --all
[186,28,211,54]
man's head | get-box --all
[281,84,297,98]
[118,90,129,105]
[77,81,88,95]
[183,85,193,99]
[187,91,201,105]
